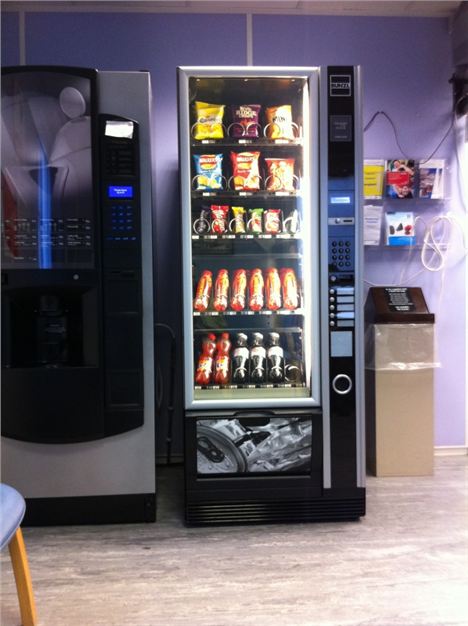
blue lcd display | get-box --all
[108,185,133,199]
[330,194,352,204]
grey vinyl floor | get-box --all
[1,455,468,626]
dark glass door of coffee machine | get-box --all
[1,67,102,442]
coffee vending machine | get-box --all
[1,66,155,524]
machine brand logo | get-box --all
[330,74,352,97]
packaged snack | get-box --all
[265,267,282,311]
[264,209,282,234]
[194,270,213,312]
[230,151,261,191]
[248,208,264,234]
[210,205,229,234]
[265,105,296,140]
[192,101,225,140]
[280,268,299,310]
[283,208,300,234]
[193,154,223,190]
[265,158,296,192]
[230,269,247,311]
[229,104,261,138]
[193,208,211,234]
[249,268,264,311]
[230,206,246,234]
[213,269,229,312]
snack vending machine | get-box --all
[178,66,365,525]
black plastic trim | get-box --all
[23,493,156,526]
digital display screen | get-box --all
[331,195,352,204]
[108,185,133,199]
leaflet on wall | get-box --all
[385,211,415,246]
[418,159,445,199]
[364,204,383,246]
[385,159,416,199]
[363,160,385,200]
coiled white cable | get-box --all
[420,213,467,271]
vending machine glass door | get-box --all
[179,69,321,410]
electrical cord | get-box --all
[363,107,458,164]
[154,322,177,466]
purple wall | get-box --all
[253,15,466,448]
[1,12,20,65]
[2,8,465,450]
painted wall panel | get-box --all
[2,12,20,65]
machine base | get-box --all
[23,493,156,526]
[186,490,365,526]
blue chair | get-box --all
[0,483,37,626]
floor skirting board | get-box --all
[434,445,468,456]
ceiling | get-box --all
[1,0,464,17]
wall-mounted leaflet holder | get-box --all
[363,159,446,202]
[384,159,446,200]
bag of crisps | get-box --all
[265,158,296,192]
[230,206,246,234]
[229,104,261,138]
[264,105,297,140]
[193,154,224,190]
[248,208,264,234]
[230,151,261,191]
[192,101,225,140]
